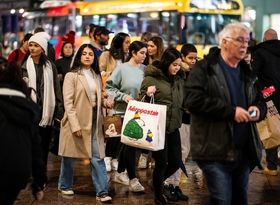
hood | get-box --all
[253,40,280,57]
[144,63,185,80]
[0,89,40,127]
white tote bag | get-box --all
[121,97,167,151]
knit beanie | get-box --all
[28,32,50,52]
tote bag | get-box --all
[121,97,167,151]
[257,100,280,149]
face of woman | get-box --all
[147,41,157,57]
[122,36,131,54]
[132,47,147,64]
[80,47,94,68]
[28,42,43,58]
[168,58,182,75]
[63,43,74,57]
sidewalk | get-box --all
[14,154,280,205]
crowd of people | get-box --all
[2,21,280,205]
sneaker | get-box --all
[174,186,189,201]
[112,172,129,185]
[104,157,112,172]
[129,178,145,192]
[58,188,74,195]
[263,167,278,176]
[162,184,177,202]
[111,159,118,171]
[96,193,112,202]
[138,154,148,169]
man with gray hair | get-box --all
[185,22,267,205]
[251,28,280,176]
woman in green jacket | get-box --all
[139,48,185,205]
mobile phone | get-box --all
[249,110,256,117]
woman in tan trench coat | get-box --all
[58,44,113,203]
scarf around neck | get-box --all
[26,56,56,127]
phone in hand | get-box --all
[249,110,257,118]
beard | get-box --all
[100,40,108,46]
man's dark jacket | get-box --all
[251,40,280,112]
[185,49,267,170]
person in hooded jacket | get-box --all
[0,57,45,204]
[251,28,280,176]
[139,47,186,205]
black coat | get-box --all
[0,88,45,189]
[185,49,267,170]
[251,40,280,111]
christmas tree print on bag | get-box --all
[123,112,145,140]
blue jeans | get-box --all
[197,154,250,205]
[58,111,109,196]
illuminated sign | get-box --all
[190,0,233,10]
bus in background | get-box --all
[23,0,244,58]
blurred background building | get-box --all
[0,0,280,58]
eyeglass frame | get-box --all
[225,37,250,45]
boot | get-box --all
[174,186,189,201]
[154,193,167,205]
[162,184,178,202]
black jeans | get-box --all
[105,137,122,159]
[117,144,137,179]
[152,129,182,196]
[266,146,278,170]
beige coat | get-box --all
[99,51,117,74]
[58,70,105,159]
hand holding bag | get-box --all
[121,96,167,151]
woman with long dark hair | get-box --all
[58,44,113,202]
[99,32,131,173]
[140,48,186,205]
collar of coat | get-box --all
[202,48,253,76]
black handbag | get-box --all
[49,118,61,155]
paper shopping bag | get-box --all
[256,100,280,149]
[121,100,166,151]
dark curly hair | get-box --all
[126,41,147,62]
[155,47,181,76]
[109,32,130,62]
[71,44,100,75]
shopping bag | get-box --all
[121,98,167,151]
[256,100,280,149]
[103,115,123,137]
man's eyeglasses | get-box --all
[225,37,250,45]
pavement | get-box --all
[14,154,280,205]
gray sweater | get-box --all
[106,62,145,115]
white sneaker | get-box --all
[111,158,118,171]
[112,172,129,185]
[104,157,112,172]
[96,194,112,202]
[129,178,145,192]
[58,188,74,195]
[138,154,148,169]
